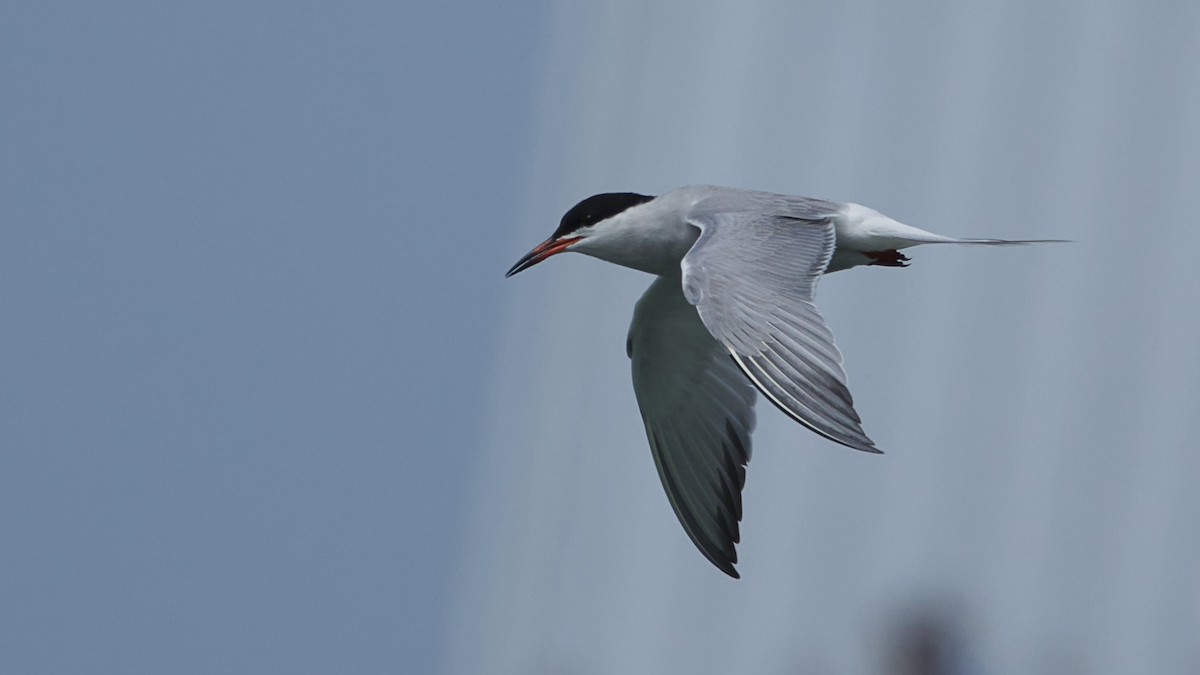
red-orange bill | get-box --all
[505,236,581,277]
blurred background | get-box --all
[2,1,1198,674]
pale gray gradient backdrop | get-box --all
[2,2,1198,675]
[452,1,1200,674]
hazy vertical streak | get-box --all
[448,1,1200,673]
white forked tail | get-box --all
[893,233,1072,246]
[834,203,1070,251]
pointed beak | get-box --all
[505,236,582,277]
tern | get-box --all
[506,185,1062,578]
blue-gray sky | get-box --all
[5,2,1200,674]
[2,2,546,673]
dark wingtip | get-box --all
[710,554,740,579]
[850,436,883,454]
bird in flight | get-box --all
[506,185,1062,578]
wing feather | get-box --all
[628,276,757,578]
[681,209,879,452]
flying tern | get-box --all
[506,185,1062,578]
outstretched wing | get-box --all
[628,276,758,578]
[681,211,878,452]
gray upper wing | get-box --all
[628,276,758,578]
[680,210,878,452]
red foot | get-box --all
[865,250,910,267]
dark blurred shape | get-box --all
[885,600,973,675]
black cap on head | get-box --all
[551,192,654,239]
